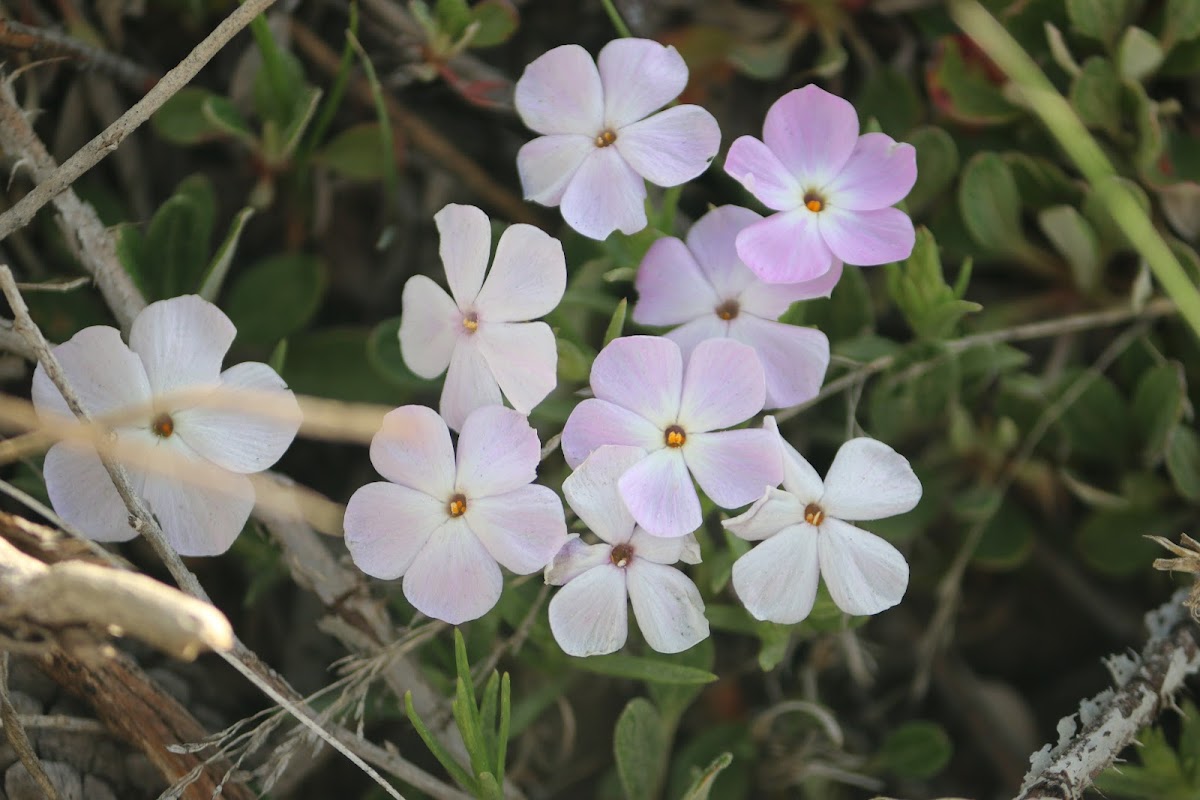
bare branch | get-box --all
[0,654,61,800]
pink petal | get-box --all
[455,405,540,498]
[738,260,844,320]
[33,326,151,420]
[129,295,234,395]
[683,429,782,509]
[369,405,456,498]
[820,438,921,521]
[818,207,915,267]
[439,337,502,432]
[466,484,567,574]
[664,316,728,364]
[728,317,830,409]
[344,482,447,579]
[435,204,491,308]
[618,447,701,537]
[561,445,644,546]
[684,205,763,299]
[591,335,682,428]
[678,338,765,432]
[817,517,909,615]
[616,106,720,187]
[181,361,300,473]
[765,416,824,502]
[632,236,719,327]
[731,525,820,624]
[598,39,687,129]
[626,560,708,653]
[762,85,859,187]
[476,224,566,322]
[629,529,698,565]
[515,44,604,135]
[735,210,836,284]
[402,519,502,624]
[724,136,801,211]
[517,135,595,206]
[825,133,917,211]
[475,321,557,415]
[560,147,648,241]
[545,535,612,585]
[399,275,460,379]
[561,398,664,469]
[548,564,628,657]
[42,442,139,542]
[721,487,806,542]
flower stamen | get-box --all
[803,191,825,213]
[610,543,633,568]
[151,413,175,438]
[715,299,739,321]
[448,493,468,517]
[664,425,686,448]
[462,312,479,333]
[595,129,617,148]
[804,502,825,526]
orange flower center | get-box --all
[664,425,686,448]
[151,413,175,438]
[462,312,479,332]
[448,493,468,517]
[595,129,617,147]
[804,191,825,213]
[715,300,740,321]
[610,543,634,568]
[804,502,825,526]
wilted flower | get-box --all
[515,39,721,241]
[399,204,565,431]
[344,405,567,625]
[633,204,834,408]
[32,295,301,556]
[725,85,917,283]
[723,418,920,623]
[546,445,708,656]
[561,335,782,537]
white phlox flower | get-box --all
[546,445,709,656]
[723,418,921,624]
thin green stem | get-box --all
[599,0,632,38]
[949,0,1200,341]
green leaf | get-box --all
[435,0,472,37]
[1167,427,1200,502]
[198,207,255,302]
[1005,152,1084,210]
[1038,205,1102,292]
[275,85,323,163]
[678,753,733,800]
[405,691,479,793]
[1067,0,1133,46]
[877,721,953,780]
[958,153,1028,257]
[1165,0,1200,48]
[556,337,593,383]
[468,0,518,47]
[201,95,255,143]
[143,174,216,300]
[495,672,511,786]
[283,328,402,403]
[225,253,328,345]
[905,126,960,215]
[317,123,389,181]
[973,501,1035,570]
[1057,372,1130,464]
[646,638,714,724]
[365,316,425,388]
[114,223,147,297]
[927,35,1021,125]
[856,67,920,136]
[1126,81,1165,171]
[251,24,308,128]
[1132,362,1187,464]
[1083,177,1151,253]
[886,228,981,340]
[571,653,718,685]
[1118,26,1165,80]
[268,339,288,374]
[785,261,873,341]
[604,297,628,346]
[1077,507,1177,576]
[614,698,667,800]
[1070,57,1123,135]
[152,88,232,145]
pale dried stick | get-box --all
[0,653,60,800]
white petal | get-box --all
[439,337,503,432]
[544,535,613,585]
[476,224,566,321]
[518,135,595,206]
[561,445,644,546]
[466,485,567,574]
[737,260,844,320]
[684,205,763,300]
[616,106,720,187]
[817,517,909,615]
[664,317,729,365]
[678,338,765,432]
[721,487,805,542]
[369,405,456,498]
[548,564,628,657]
[765,416,824,503]
[723,136,801,212]
[626,560,708,653]
[820,437,921,521]
[618,447,701,538]
[632,235,719,327]
[173,362,300,474]
[33,326,151,420]
[403,519,503,624]
[560,147,648,241]
[129,295,235,396]
[474,322,557,415]
[591,335,682,429]
[728,317,830,409]
[435,204,491,308]
[42,442,139,542]
[598,39,687,128]
[515,44,604,135]
[628,528,698,565]
[732,525,820,624]
[684,429,782,509]
[399,275,460,379]
[560,398,664,470]
[455,405,540,498]
[344,482,447,579]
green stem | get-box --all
[949,0,1200,341]
[599,0,632,38]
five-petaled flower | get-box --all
[344,404,568,625]
[723,418,920,624]
[32,296,302,556]
[399,204,566,431]
[724,84,917,284]
[515,39,721,241]
[546,445,708,656]
[561,335,782,538]
[633,204,835,408]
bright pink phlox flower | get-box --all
[724,85,917,284]
[633,204,835,408]
[561,335,782,538]
[399,204,565,431]
[723,418,920,624]
[546,445,708,656]
[344,405,568,625]
[515,39,721,241]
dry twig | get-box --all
[0,654,60,800]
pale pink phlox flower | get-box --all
[546,445,708,656]
[32,296,301,556]
[633,204,836,408]
[724,84,917,284]
[515,39,721,241]
[399,204,566,431]
[561,335,782,538]
[723,418,920,624]
[344,405,567,625]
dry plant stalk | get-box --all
[1149,533,1200,619]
